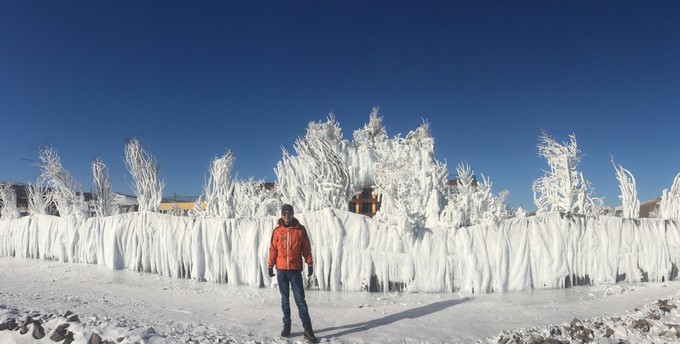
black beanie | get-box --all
[281,204,294,215]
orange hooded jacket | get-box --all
[268,217,313,270]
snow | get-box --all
[1,257,680,343]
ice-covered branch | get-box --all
[124,138,164,212]
[276,115,351,212]
[532,131,598,216]
[612,158,639,219]
[0,183,20,220]
[659,173,680,220]
[37,146,88,218]
[194,150,236,218]
[26,176,51,215]
[92,157,117,217]
[232,177,281,218]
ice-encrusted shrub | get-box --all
[125,138,164,212]
[38,146,88,218]
[532,131,599,216]
[92,157,117,217]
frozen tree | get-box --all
[612,158,639,219]
[193,150,236,218]
[92,157,117,217]
[659,172,680,220]
[440,163,510,228]
[276,115,351,212]
[516,206,527,218]
[351,107,388,188]
[372,158,426,233]
[124,138,164,212]
[475,176,511,225]
[38,146,89,218]
[371,120,448,232]
[440,162,475,228]
[532,131,598,216]
[353,107,387,150]
[0,183,20,220]
[26,177,52,215]
[232,177,281,218]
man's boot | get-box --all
[303,327,317,343]
[280,324,291,337]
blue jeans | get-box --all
[277,269,312,329]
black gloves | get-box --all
[268,267,275,277]
[307,266,313,277]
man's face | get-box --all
[282,211,294,225]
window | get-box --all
[361,202,373,214]
[348,202,356,212]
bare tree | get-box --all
[124,138,164,212]
[612,157,639,219]
[92,157,117,217]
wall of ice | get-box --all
[1,210,679,293]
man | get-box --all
[268,204,317,343]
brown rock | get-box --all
[632,319,651,332]
[90,332,102,344]
[605,327,614,337]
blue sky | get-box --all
[1,1,679,210]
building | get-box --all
[159,194,203,215]
[349,186,381,217]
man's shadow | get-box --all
[313,297,469,339]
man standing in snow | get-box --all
[268,204,317,343]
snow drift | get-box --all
[1,210,679,294]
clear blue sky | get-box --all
[1,1,679,210]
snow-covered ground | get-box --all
[2,257,680,343]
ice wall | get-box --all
[1,211,679,293]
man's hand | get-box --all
[268,267,275,277]
[307,266,313,277]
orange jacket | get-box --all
[268,217,313,270]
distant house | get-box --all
[349,185,381,217]
[159,194,203,215]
